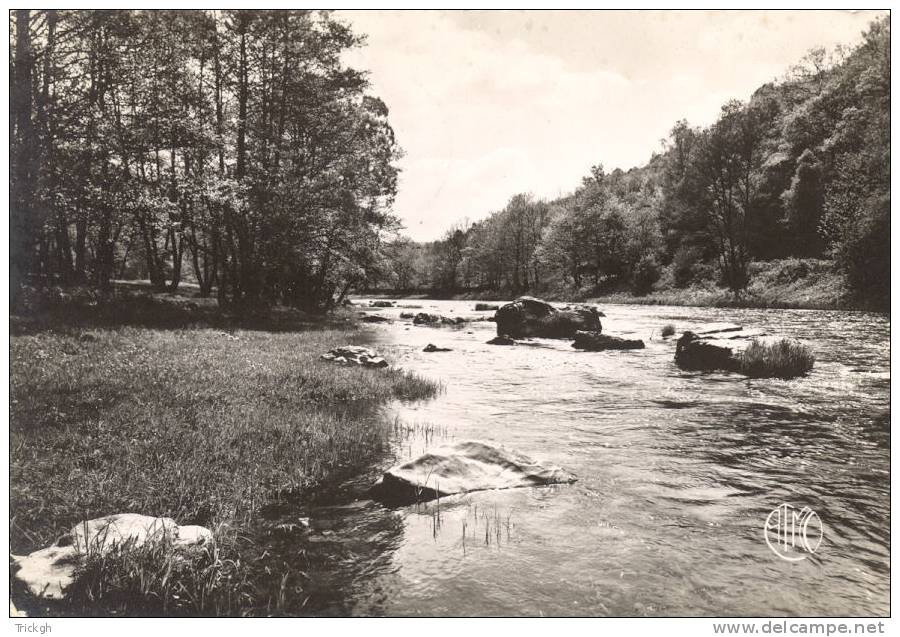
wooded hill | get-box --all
[380,17,889,310]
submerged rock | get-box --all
[359,314,391,324]
[572,331,645,351]
[674,331,740,372]
[369,301,395,308]
[11,514,212,600]
[369,440,577,504]
[487,335,516,345]
[413,312,466,326]
[695,322,743,336]
[474,303,500,311]
[494,296,601,338]
[399,312,415,319]
[423,343,452,352]
[320,345,389,368]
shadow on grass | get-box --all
[11,282,357,336]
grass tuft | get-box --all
[58,531,254,617]
[739,338,815,379]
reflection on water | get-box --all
[258,300,889,616]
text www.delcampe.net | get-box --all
[713,622,885,635]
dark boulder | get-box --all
[572,331,645,351]
[399,312,415,319]
[360,314,391,323]
[370,301,395,308]
[474,303,500,311]
[487,335,516,345]
[494,296,602,338]
[674,331,740,372]
[423,343,452,352]
[369,440,577,505]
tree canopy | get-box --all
[10,9,401,310]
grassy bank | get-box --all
[584,260,854,310]
[10,290,439,615]
[364,259,872,311]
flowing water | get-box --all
[263,299,890,617]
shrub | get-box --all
[631,254,661,295]
[837,193,890,310]
[671,246,702,288]
[739,338,815,379]
[661,323,676,338]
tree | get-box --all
[694,101,765,293]
[781,148,824,256]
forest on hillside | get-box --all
[10,13,890,312]
[10,9,401,311]
[379,17,889,310]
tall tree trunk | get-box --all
[235,18,248,180]
[11,9,36,299]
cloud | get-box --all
[338,10,883,240]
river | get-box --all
[263,299,890,617]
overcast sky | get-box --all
[338,10,884,241]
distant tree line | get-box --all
[10,9,400,310]
[380,18,889,309]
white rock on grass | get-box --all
[11,514,213,600]
[320,345,389,368]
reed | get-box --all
[739,338,815,379]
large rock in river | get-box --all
[11,514,212,600]
[370,440,577,505]
[494,297,602,338]
[674,331,741,372]
[572,331,645,351]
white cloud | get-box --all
[338,10,883,240]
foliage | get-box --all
[9,10,401,310]
[631,254,661,296]
[375,17,888,310]
[739,338,815,379]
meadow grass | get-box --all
[739,338,815,379]
[10,295,439,615]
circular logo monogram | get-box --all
[764,503,823,562]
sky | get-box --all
[338,10,885,241]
